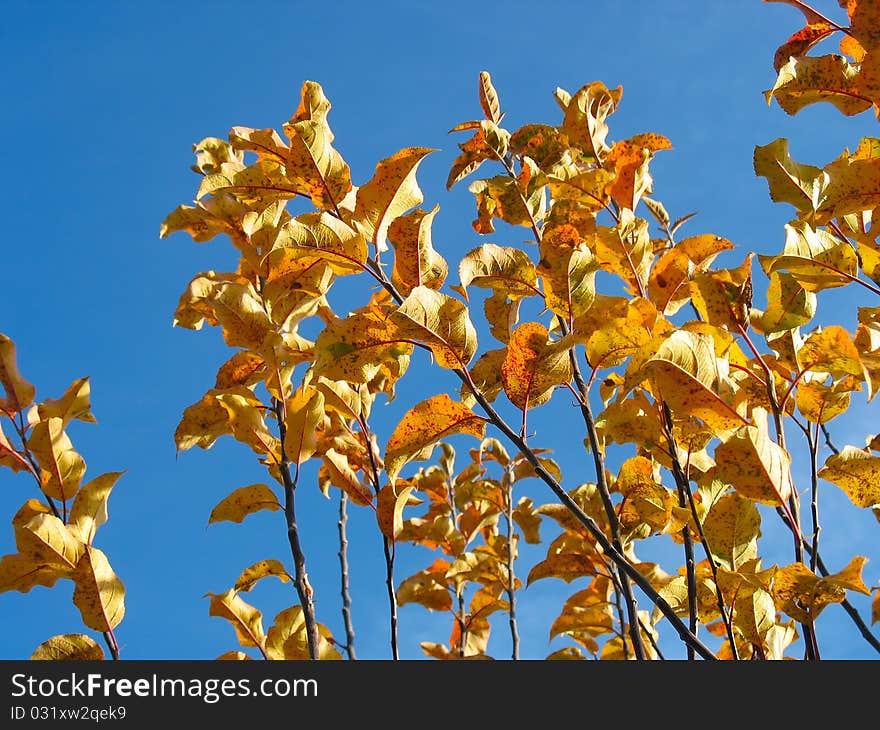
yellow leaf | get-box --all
[538,242,599,321]
[234,559,292,593]
[376,482,417,539]
[174,388,236,452]
[389,206,448,296]
[216,390,280,459]
[753,138,826,221]
[0,334,35,414]
[714,416,794,506]
[501,322,573,410]
[557,81,622,161]
[14,513,84,583]
[198,159,299,207]
[31,634,104,661]
[478,70,503,124]
[590,215,652,296]
[586,299,655,369]
[636,330,746,432]
[315,377,371,422]
[771,21,836,71]
[216,651,252,660]
[384,394,487,483]
[27,417,86,502]
[461,348,506,406]
[512,497,542,544]
[282,84,352,210]
[312,310,413,384]
[38,377,95,425]
[758,272,817,334]
[798,325,866,379]
[265,605,341,660]
[550,583,615,641]
[207,589,266,650]
[766,55,872,116]
[320,449,373,506]
[396,559,453,611]
[208,484,281,525]
[392,286,478,369]
[72,546,125,632]
[352,147,435,253]
[819,150,880,223]
[215,351,267,390]
[0,553,66,593]
[210,281,275,352]
[459,243,539,299]
[69,471,125,545]
[819,445,880,507]
[446,550,507,589]
[773,557,870,623]
[605,133,672,211]
[546,647,586,660]
[283,385,325,465]
[270,211,367,276]
[468,174,545,234]
[795,377,854,423]
[690,255,754,330]
[702,492,761,570]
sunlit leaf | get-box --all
[265,605,341,660]
[389,206,448,295]
[0,333,36,414]
[69,471,125,545]
[352,147,435,253]
[27,417,85,502]
[72,546,125,632]
[31,634,104,661]
[207,589,265,650]
[766,55,872,116]
[753,138,826,220]
[512,497,542,544]
[392,286,478,368]
[38,377,95,425]
[234,559,292,593]
[501,323,573,410]
[773,557,870,623]
[819,445,880,507]
[209,484,281,525]
[702,492,761,570]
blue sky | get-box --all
[1,0,877,660]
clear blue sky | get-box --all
[1,0,876,660]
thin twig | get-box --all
[272,399,321,660]
[503,467,520,660]
[337,492,357,660]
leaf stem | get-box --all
[337,492,357,660]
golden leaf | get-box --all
[392,286,478,369]
[270,211,367,276]
[208,484,281,525]
[37,377,95,425]
[798,325,866,379]
[0,334,35,414]
[773,557,870,623]
[312,310,412,384]
[320,449,374,506]
[819,445,880,507]
[550,583,615,641]
[283,385,325,465]
[772,21,836,71]
[461,348,506,406]
[478,70,503,124]
[376,483,417,539]
[396,559,453,611]
[538,242,599,321]
[234,559,292,593]
[216,390,280,459]
[207,589,265,650]
[758,272,817,334]
[753,138,826,220]
[174,388,236,452]
[795,376,855,423]
[766,55,872,116]
[215,351,267,390]
[31,634,104,661]
[352,147,435,253]
[265,605,341,660]
[512,497,542,544]
[389,206,448,296]
[210,281,275,352]
[702,492,761,570]
[27,417,86,502]
[69,471,125,545]
[459,243,539,299]
[501,322,573,410]
[690,255,754,330]
[714,416,794,506]
[384,395,487,483]
[605,133,672,211]
[72,546,125,632]
[556,81,622,161]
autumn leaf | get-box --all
[501,322,573,410]
[27,417,86,502]
[798,325,866,380]
[208,484,282,525]
[702,492,761,570]
[819,445,880,507]
[766,55,872,116]
[320,449,374,506]
[207,589,265,650]
[468,174,545,234]
[757,272,817,334]
[283,385,325,465]
[690,255,754,330]
[397,559,454,611]
[72,546,125,632]
[234,559,292,593]
[753,138,826,220]
[215,351,267,390]
[265,606,341,660]
[391,286,478,368]
[38,377,96,425]
[352,147,436,253]
[384,395,487,483]
[556,81,622,161]
[714,416,794,506]
[68,471,125,545]
[312,310,412,384]
[773,557,870,623]
[512,497,542,544]
[0,334,35,414]
[216,390,280,459]
[459,243,540,300]
[174,388,236,452]
[772,21,837,71]
[389,206,448,295]
[605,133,672,211]
[31,634,104,661]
